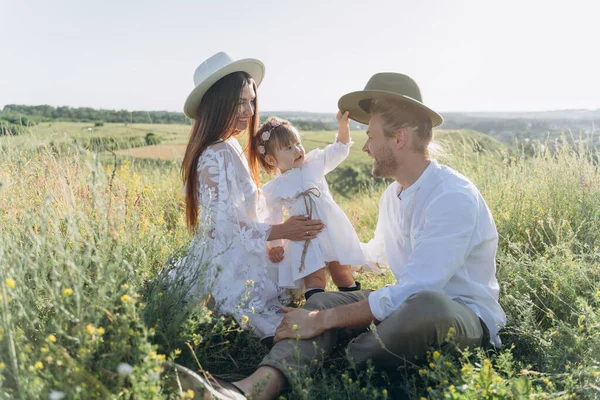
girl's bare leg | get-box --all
[328,261,355,288]
[304,268,326,290]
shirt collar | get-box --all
[397,159,437,199]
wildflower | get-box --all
[174,349,182,356]
[35,361,44,370]
[0,362,5,370]
[429,362,435,369]
[348,378,352,383]
[97,327,105,335]
[63,288,73,296]
[47,334,57,343]
[418,369,427,376]
[185,389,195,399]
[444,361,452,367]
[5,277,16,289]
[433,351,440,360]
[86,324,96,335]
[41,347,49,353]
[121,294,131,303]
[292,324,298,331]
[117,363,133,376]
[494,376,503,383]
[49,391,66,400]
[449,385,456,393]
[241,315,249,324]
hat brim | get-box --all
[338,90,443,127]
[183,58,265,119]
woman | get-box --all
[177,52,324,341]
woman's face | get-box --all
[235,84,256,133]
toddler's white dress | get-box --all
[262,141,366,288]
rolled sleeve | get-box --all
[368,286,395,322]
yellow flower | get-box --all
[429,362,435,369]
[292,324,298,331]
[121,294,131,303]
[494,376,503,383]
[185,389,195,399]
[174,349,182,356]
[41,347,49,353]
[433,351,440,360]
[418,369,427,376]
[47,334,57,343]
[86,324,96,335]
[0,362,5,370]
[34,361,44,370]
[241,315,249,324]
[97,327,105,335]
[5,278,16,289]
[63,288,73,296]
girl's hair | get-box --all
[181,71,259,229]
[250,117,301,175]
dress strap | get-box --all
[295,187,322,273]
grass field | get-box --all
[1,122,599,399]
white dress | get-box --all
[172,137,288,339]
[262,141,366,289]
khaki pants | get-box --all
[260,290,488,380]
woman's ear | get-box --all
[264,154,277,167]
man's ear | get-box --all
[264,154,277,167]
[392,128,409,150]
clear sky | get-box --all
[1,0,598,113]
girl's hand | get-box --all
[268,246,285,263]
[282,215,324,241]
[336,111,351,144]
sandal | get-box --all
[169,363,246,399]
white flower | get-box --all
[258,145,265,154]
[149,372,160,381]
[49,391,66,400]
[261,131,271,141]
[117,362,133,376]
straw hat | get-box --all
[338,72,443,127]
[183,52,265,119]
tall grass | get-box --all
[1,135,600,398]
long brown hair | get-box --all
[181,71,260,228]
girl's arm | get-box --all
[335,111,351,144]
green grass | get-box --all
[1,126,599,399]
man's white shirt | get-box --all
[361,160,506,347]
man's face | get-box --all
[362,113,398,178]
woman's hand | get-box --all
[280,215,324,241]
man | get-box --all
[187,72,506,400]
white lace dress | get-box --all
[174,137,288,339]
[262,141,367,289]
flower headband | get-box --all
[257,120,288,155]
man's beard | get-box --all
[371,146,397,178]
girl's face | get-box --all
[272,137,305,173]
[235,84,256,133]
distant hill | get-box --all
[2,104,598,143]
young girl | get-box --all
[252,112,366,299]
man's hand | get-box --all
[273,306,326,343]
[268,246,285,263]
[336,111,351,144]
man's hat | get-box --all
[184,52,265,119]
[338,72,443,127]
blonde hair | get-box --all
[252,117,302,175]
[370,98,443,158]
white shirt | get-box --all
[362,160,506,347]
